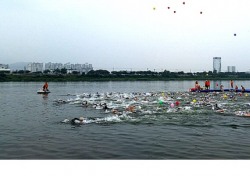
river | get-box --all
[1,81,250,159]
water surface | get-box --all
[1,81,250,159]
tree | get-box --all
[72,71,79,75]
[61,68,67,74]
[43,69,51,74]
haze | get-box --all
[1,0,250,72]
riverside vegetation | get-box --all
[1,69,250,82]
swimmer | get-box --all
[235,111,250,117]
[103,103,109,110]
[82,101,88,107]
[243,112,250,117]
[126,105,136,113]
[71,117,85,125]
[213,104,224,113]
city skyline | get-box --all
[1,0,250,72]
[3,59,239,73]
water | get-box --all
[1,81,250,159]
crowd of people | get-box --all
[193,80,246,93]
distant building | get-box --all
[27,62,43,72]
[82,63,93,74]
[45,62,63,71]
[0,64,9,69]
[227,66,236,72]
[66,63,93,74]
[0,64,11,73]
[45,62,93,74]
[63,63,72,70]
[213,57,221,73]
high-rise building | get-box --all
[213,57,221,73]
[227,66,236,72]
[27,62,43,72]
[44,62,93,74]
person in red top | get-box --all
[207,80,210,90]
[43,82,49,91]
[205,80,210,90]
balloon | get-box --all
[159,100,163,105]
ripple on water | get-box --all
[2,83,250,159]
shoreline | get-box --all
[1,74,250,82]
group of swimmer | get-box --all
[58,88,250,125]
[194,80,246,93]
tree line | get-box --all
[1,69,250,82]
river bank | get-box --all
[0,74,250,82]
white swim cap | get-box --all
[79,117,84,121]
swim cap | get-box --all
[170,103,174,108]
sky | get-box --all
[0,0,250,72]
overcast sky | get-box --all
[0,0,250,72]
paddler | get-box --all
[43,82,49,91]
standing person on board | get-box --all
[235,85,238,92]
[241,85,245,93]
[230,80,234,89]
[43,82,49,91]
[195,81,201,90]
[220,84,224,92]
[205,80,210,90]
